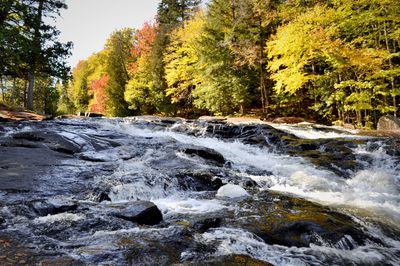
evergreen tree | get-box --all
[24,0,72,110]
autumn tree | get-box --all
[104,28,135,117]
[164,11,205,113]
[149,0,201,113]
[124,22,158,114]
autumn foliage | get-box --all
[89,74,109,114]
[129,22,157,74]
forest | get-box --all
[1,0,400,128]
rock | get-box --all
[283,138,360,178]
[176,170,224,191]
[31,200,78,216]
[97,192,111,202]
[85,112,103,118]
[198,116,227,122]
[216,184,249,198]
[185,255,272,266]
[11,131,81,154]
[112,201,163,225]
[378,115,400,131]
[181,146,226,166]
[272,117,308,124]
[192,218,222,233]
[232,191,380,248]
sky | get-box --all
[56,0,160,68]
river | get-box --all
[0,117,399,265]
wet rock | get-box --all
[97,191,111,202]
[231,191,378,249]
[11,131,82,154]
[181,146,226,166]
[243,179,259,188]
[185,254,272,266]
[32,200,78,216]
[384,139,400,158]
[176,170,224,191]
[378,115,400,131]
[283,138,361,178]
[192,218,222,233]
[112,201,163,225]
[37,257,84,266]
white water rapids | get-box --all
[100,119,400,227]
[85,118,400,265]
[1,118,399,265]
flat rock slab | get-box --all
[0,146,68,192]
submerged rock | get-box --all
[216,184,249,198]
[185,254,272,266]
[283,137,361,178]
[112,201,163,225]
[232,191,378,249]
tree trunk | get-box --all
[259,18,268,117]
[0,77,4,102]
[27,72,35,110]
[26,0,44,111]
[10,78,17,106]
[383,21,396,117]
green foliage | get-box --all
[103,28,134,117]
[0,0,71,112]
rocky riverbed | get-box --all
[0,117,399,265]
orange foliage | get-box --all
[89,74,109,114]
[129,21,157,74]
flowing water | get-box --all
[0,117,399,265]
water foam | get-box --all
[34,213,85,224]
[102,120,400,225]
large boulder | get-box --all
[378,115,400,131]
[111,201,163,225]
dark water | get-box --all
[0,117,399,265]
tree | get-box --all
[149,0,201,113]
[104,28,135,117]
[268,4,388,126]
[164,11,205,110]
[24,0,72,110]
[125,22,158,114]
[0,0,71,111]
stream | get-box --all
[0,117,399,265]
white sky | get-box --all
[56,0,160,68]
